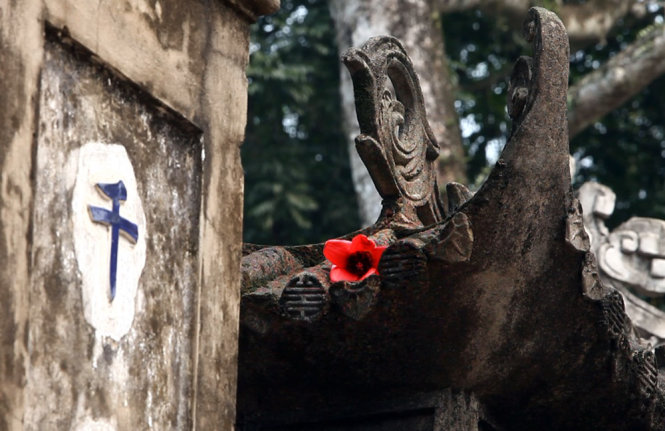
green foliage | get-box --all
[245,0,665,250]
[443,3,665,227]
[442,9,529,188]
[243,0,359,245]
[569,11,665,229]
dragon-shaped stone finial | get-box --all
[240,36,473,325]
[343,36,445,228]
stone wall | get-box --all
[0,0,278,429]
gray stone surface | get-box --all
[238,8,665,431]
[579,181,665,347]
[27,33,201,429]
[0,0,279,429]
[239,390,493,431]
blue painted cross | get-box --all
[88,181,139,301]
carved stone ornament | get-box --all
[241,35,474,325]
[238,8,665,431]
[579,182,665,347]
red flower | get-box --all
[323,234,387,282]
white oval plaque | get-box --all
[71,142,147,340]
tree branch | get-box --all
[433,0,526,15]
[568,23,665,137]
[433,0,665,137]
[433,0,642,46]
[558,0,638,45]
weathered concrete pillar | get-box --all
[0,0,278,429]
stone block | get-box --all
[1,0,264,427]
[27,32,202,429]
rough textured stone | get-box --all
[238,390,496,430]
[579,181,665,347]
[0,0,271,428]
[27,34,201,429]
[238,8,665,431]
[329,0,467,226]
[0,2,43,430]
[238,36,475,348]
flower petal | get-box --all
[330,265,361,282]
[350,234,374,253]
[324,239,352,266]
[360,267,378,280]
[371,245,387,267]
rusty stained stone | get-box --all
[238,7,665,431]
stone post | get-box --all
[0,0,278,429]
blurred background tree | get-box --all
[243,0,665,244]
[442,2,665,227]
[243,0,359,244]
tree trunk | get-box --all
[329,0,465,226]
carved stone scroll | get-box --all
[240,36,473,325]
[343,36,445,228]
[579,181,665,346]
